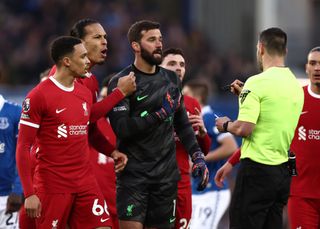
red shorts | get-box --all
[288,195,320,229]
[35,186,112,229]
[175,176,192,229]
[19,205,36,229]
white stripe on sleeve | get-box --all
[19,120,40,128]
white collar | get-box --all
[49,76,74,92]
[307,84,320,99]
[85,72,92,78]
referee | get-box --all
[215,27,304,229]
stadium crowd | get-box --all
[0,0,256,91]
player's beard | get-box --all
[141,46,163,66]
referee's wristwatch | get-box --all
[222,121,231,132]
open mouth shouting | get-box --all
[101,49,107,59]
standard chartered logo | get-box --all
[57,124,67,138]
[57,124,87,138]
[308,129,320,140]
[298,126,320,141]
[69,125,87,135]
[298,126,306,141]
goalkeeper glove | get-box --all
[155,87,181,121]
[191,151,209,191]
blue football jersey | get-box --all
[0,95,22,196]
[192,105,232,194]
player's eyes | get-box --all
[167,62,176,66]
[94,35,106,40]
[309,61,316,66]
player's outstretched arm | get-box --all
[214,162,233,188]
[216,117,255,137]
[90,72,136,123]
[108,86,180,139]
[90,89,125,123]
[214,148,241,187]
[88,123,115,157]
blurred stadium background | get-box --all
[0,0,318,116]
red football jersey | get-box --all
[49,65,122,155]
[19,77,96,194]
[290,85,320,199]
[49,65,99,103]
[76,74,99,103]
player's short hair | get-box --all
[127,20,160,44]
[309,46,320,54]
[184,78,210,105]
[163,48,185,59]
[70,18,99,39]
[50,36,82,64]
[259,27,287,56]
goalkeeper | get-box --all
[108,20,209,229]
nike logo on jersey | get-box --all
[169,217,176,223]
[137,95,148,101]
[100,218,109,223]
[301,111,308,115]
[56,108,66,114]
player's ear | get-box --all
[62,57,71,67]
[131,42,140,52]
[258,42,264,55]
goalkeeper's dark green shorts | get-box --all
[117,180,178,228]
